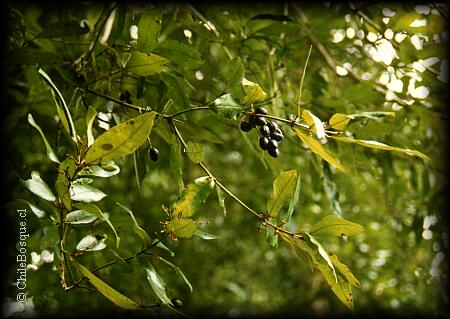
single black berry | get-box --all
[267,139,278,150]
[254,107,268,115]
[259,136,269,150]
[119,90,132,103]
[148,147,159,161]
[267,121,278,133]
[259,125,270,137]
[268,147,280,158]
[248,115,257,127]
[240,121,253,132]
[271,132,284,142]
[255,116,267,126]
[171,298,183,308]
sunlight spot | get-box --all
[332,29,345,43]
[367,31,378,42]
[410,19,427,27]
[382,8,396,17]
[370,222,380,230]
[422,229,433,240]
[394,32,407,43]
[433,33,441,43]
[335,65,348,76]
[353,39,363,46]
[357,29,365,39]
[195,70,204,80]
[384,29,394,39]
[438,60,448,83]
[361,72,371,80]
[390,299,400,308]
[346,27,355,39]
[385,90,398,101]
[345,13,352,23]
[415,5,430,15]
[130,25,138,40]
[382,17,390,24]
[408,79,430,99]
[410,34,427,50]
[423,215,438,229]
[412,61,426,72]
[379,71,390,85]
[423,56,440,67]
[183,29,192,38]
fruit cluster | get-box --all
[240,107,284,158]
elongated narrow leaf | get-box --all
[167,218,198,238]
[329,113,351,131]
[322,161,343,217]
[210,93,242,120]
[76,234,107,251]
[193,230,218,240]
[328,252,361,288]
[84,112,156,164]
[347,111,395,120]
[330,136,430,160]
[302,110,325,139]
[294,128,345,172]
[21,200,46,218]
[116,202,151,246]
[28,114,60,163]
[186,141,205,164]
[55,172,72,210]
[21,171,56,202]
[70,258,140,309]
[172,176,215,218]
[86,105,97,147]
[158,256,193,292]
[137,9,162,52]
[65,210,98,224]
[79,161,120,178]
[286,172,301,222]
[38,68,77,141]
[75,203,120,248]
[310,215,364,237]
[216,186,227,216]
[308,233,337,282]
[70,184,106,202]
[241,78,267,105]
[267,170,298,217]
[144,262,172,305]
[170,134,184,194]
[127,52,167,76]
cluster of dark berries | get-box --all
[240,107,284,158]
[119,90,132,104]
[148,147,159,161]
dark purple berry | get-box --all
[148,148,159,161]
[119,90,131,101]
[249,115,257,127]
[240,121,253,132]
[255,116,267,126]
[259,136,269,150]
[271,132,284,142]
[267,139,278,150]
[260,125,270,137]
[268,147,280,158]
[254,107,268,115]
[267,121,278,133]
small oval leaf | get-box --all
[309,215,365,237]
[21,171,56,202]
[76,234,107,251]
[70,184,107,203]
[65,210,98,224]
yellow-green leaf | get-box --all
[267,170,298,217]
[70,258,140,309]
[137,9,162,52]
[330,136,430,160]
[329,113,351,131]
[241,78,267,105]
[302,110,325,139]
[126,52,167,76]
[28,113,60,163]
[308,233,337,282]
[310,215,364,237]
[328,252,361,288]
[186,141,205,164]
[116,202,151,246]
[172,176,215,218]
[86,105,97,147]
[84,112,156,164]
[143,261,172,305]
[167,218,198,239]
[294,128,345,172]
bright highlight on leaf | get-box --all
[328,113,351,130]
[241,78,267,105]
[172,176,215,218]
[302,110,326,139]
[267,170,299,218]
[210,93,242,119]
[76,234,107,251]
[21,171,56,202]
[144,261,173,305]
[28,113,60,163]
[126,52,167,76]
[310,215,364,237]
[167,218,198,238]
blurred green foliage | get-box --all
[2,2,448,318]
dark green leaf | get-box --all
[210,93,242,120]
[155,39,203,69]
[28,113,60,163]
[127,52,167,76]
[137,9,162,52]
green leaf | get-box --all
[294,128,345,172]
[216,186,227,217]
[170,134,184,194]
[267,170,299,217]
[84,112,156,164]
[79,161,120,178]
[137,9,162,52]
[241,78,267,105]
[186,141,205,164]
[322,161,343,217]
[167,218,198,239]
[7,47,63,66]
[223,57,245,99]
[161,72,192,109]
[347,111,395,120]
[328,113,350,131]
[172,176,215,218]
[310,215,365,237]
[302,110,325,139]
[193,230,218,240]
[86,105,97,147]
[177,121,223,144]
[157,256,193,292]
[27,114,60,163]
[155,39,203,69]
[328,252,361,288]
[38,68,77,142]
[143,261,172,305]
[330,136,430,160]
[70,258,140,309]
[55,173,72,210]
[70,184,106,203]
[37,19,89,38]
[210,93,242,120]
[21,171,56,202]
[65,210,98,224]
[74,203,120,248]
[76,234,107,251]
[286,172,301,222]
[307,233,337,282]
[127,52,167,76]
[21,200,46,218]
[116,202,151,246]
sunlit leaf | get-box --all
[302,110,325,139]
[172,176,215,218]
[70,258,140,309]
[193,230,218,240]
[308,233,337,282]
[84,112,156,164]
[65,210,98,224]
[70,184,106,203]
[116,202,151,246]
[155,39,203,68]
[294,128,345,172]
[210,93,242,120]
[241,78,267,105]
[328,252,361,288]
[21,171,56,202]
[216,186,227,217]
[79,161,121,178]
[86,105,97,147]
[76,234,107,251]
[55,173,72,210]
[310,215,364,237]
[137,9,162,52]
[158,256,193,292]
[143,261,172,305]
[170,134,184,194]
[28,114,60,163]
[186,141,205,164]
[267,170,299,217]
[330,136,430,160]
[126,52,167,76]
[286,171,301,222]
[167,218,198,238]
[328,113,351,131]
